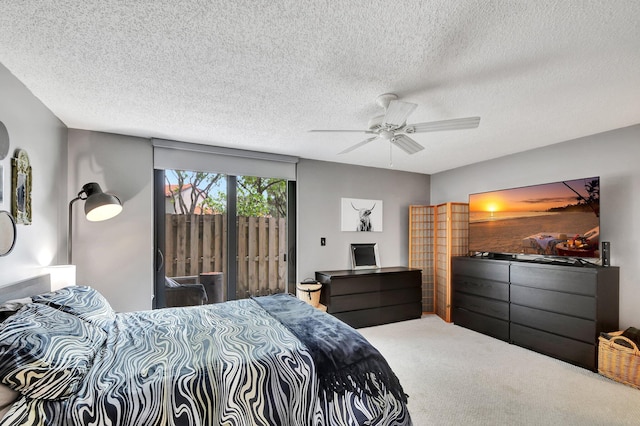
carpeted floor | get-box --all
[359,315,640,425]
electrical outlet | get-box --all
[320,237,326,246]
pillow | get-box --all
[0,298,32,323]
[0,304,106,400]
[0,298,32,312]
[32,286,115,330]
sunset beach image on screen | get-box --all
[468,177,600,259]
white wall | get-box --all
[67,130,154,312]
[296,159,430,280]
[0,64,68,285]
[431,124,640,328]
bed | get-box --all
[0,275,412,425]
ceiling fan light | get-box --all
[380,130,394,140]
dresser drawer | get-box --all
[510,304,595,343]
[510,264,597,295]
[453,308,509,341]
[510,284,595,319]
[334,303,422,329]
[453,292,509,320]
[453,258,509,282]
[329,287,421,313]
[326,271,421,296]
[510,323,595,370]
[453,275,508,301]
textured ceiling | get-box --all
[1,1,639,174]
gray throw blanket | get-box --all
[253,293,407,403]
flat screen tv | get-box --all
[468,176,600,262]
[350,243,381,270]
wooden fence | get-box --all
[165,214,287,299]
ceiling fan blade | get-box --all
[404,116,480,133]
[309,129,375,133]
[338,136,379,155]
[392,134,424,155]
[383,100,417,127]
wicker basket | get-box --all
[598,331,640,390]
[296,281,322,308]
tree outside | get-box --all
[165,170,223,214]
[166,170,287,218]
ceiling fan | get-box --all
[310,93,480,155]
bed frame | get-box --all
[0,274,51,304]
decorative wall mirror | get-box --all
[0,210,16,256]
[11,149,32,225]
[0,121,9,160]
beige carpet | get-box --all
[359,315,640,425]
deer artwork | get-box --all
[352,202,376,231]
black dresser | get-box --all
[452,258,510,341]
[452,256,619,371]
[315,267,422,328]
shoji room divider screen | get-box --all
[409,202,468,321]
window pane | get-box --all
[162,171,287,304]
[164,170,227,304]
[235,176,287,299]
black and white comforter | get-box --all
[0,287,411,425]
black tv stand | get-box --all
[452,256,619,371]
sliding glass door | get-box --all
[162,169,227,303]
[155,169,292,307]
[234,176,288,299]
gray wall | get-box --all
[3,58,636,328]
[296,159,430,280]
[431,124,640,328]
[67,130,154,312]
[64,151,431,310]
[0,64,68,285]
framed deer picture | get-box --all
[341,197,383,232]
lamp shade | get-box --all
[81,182,123,222]
[68,182,123,265]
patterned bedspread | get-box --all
[0,292,411,425]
